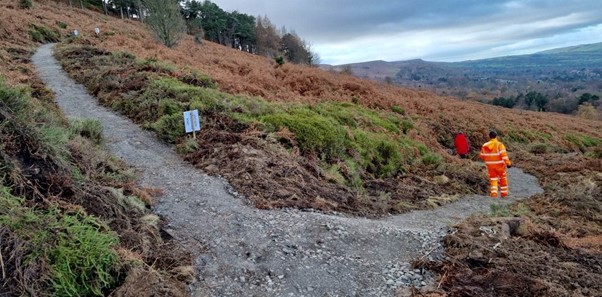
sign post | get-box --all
[183,109,201,139]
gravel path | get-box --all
[33,44,543,297]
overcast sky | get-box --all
[212,0,602,65]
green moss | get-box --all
[0,186,119,297]
[151,113,184,143]
[158,99,183,117]
[312,102,404,133]
[419,152,443,167]
[262,109,347,159]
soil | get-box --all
[33,43,546,296]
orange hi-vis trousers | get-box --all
[487,166,508,198]
[480,138,511,198]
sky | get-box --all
[211,0,602,65]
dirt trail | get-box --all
[33,43,543,297]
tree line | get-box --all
[59,0,318,65]
[180,1,318,65]
[490,91,601,119]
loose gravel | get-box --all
[33,43,543,297]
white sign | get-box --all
[183,110,201,133]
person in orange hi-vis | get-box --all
[479,131,512,197]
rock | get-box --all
[204,164,218,172]
[398,287,413,297]
[433,175,450,184]
[501,223,511,239]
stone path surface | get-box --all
[33,43,544,297]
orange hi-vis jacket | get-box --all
[479,138,511,169]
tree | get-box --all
[308,49,321,66]
[230,11,255,52]
[182,1,255,51]
[491,96,517,108]
[182,1,227,44]
[579,93,592,105]
[144,0,186,48]
[534,93,548,111]
[578,93,600,105]
[281,32,310,64]
[104,0,143,19]
[524,91,537,109]
[255,15,281,58]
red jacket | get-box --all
[454,133,470,155]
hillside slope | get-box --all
[2,0,602,296]
[3,0,601,139]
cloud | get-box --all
[211,0,602,64]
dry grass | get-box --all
[2,0,600,156]
[2,1,602,294]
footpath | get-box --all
[33,43,543,297]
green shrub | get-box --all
[371,140,403,177]
[69,118,104,145]
[48,213,120,296]
[529,143,550,154]
[565,133,602,151]
[28,24,60,43]
[586,146,602,159]
[56,21,68,29]
[314,102,400,133]
[19,0,32,9]
[490,203,511,217]
[420,152,443,167]
[391,105,405,115]
[135,58,175,74]
[151,113,184,143]
[262,110,347,159]
[349,130,411,178]
[401,120,413,134]
[158,99,182,117]
[179,69,216,89]
[177,138,199,154]
[0,187,120,297]
[506,130,529,144]
[274,56,285,66]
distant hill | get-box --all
[538,42,602,54]
[326,42,602,113]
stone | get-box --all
[433,175,450,184]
